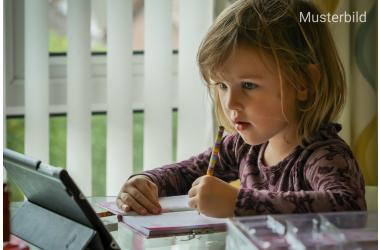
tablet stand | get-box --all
[11,201,104,250]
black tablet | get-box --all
[3,148,120,250]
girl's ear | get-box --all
[297,64,320,101]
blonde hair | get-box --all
[197,0,346,144]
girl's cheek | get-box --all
[251,98,283,118]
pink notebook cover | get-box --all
[119,210,226,237]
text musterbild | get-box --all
[300,11,367,23]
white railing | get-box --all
[106,0,134,196]
[143,0,173,172]
[5,0,215,196]
[67,0,92,195]
[24,0,49,164]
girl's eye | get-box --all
[242,81,257,90]
[217,82,228,90]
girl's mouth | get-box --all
[234,121,250,131]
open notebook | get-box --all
[97,195,226,237]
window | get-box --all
[6,110,178,201]
[5,0,219,200]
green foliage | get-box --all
[172,111,177,162]
[49,30,67,53]
[133,112,144,174]
[6,118,24,202]
[50,116,66,168]
[92,115,107,196]
[48,30,106,53]
[91,42,107,52]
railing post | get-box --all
[67,0,92,195]
[177,0,215,161]
[24,0,49,162]
[144,0,173,170]
[106,0,134,195]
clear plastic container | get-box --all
[226,211,377,250]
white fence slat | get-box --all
[144,0,173,170]
[24,0,49,162]
[177,0,214,161]
[106,0,134,195]
[4,0,12,148]
[67,0,92,195]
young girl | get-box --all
[116,0,366,218]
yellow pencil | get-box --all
[206,126,224,176]
[97,211,113,218]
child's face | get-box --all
[216,44,299,146]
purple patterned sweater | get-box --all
[136,123,366,216]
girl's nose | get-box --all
[225,90,243,111]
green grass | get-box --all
[50,116,67,168]
[91,115,107,196]
[49,30,67,53]
[6,111,178,201]
[6,117,25,202]
[172,111,177,161]
[133,112,144,173]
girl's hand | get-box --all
[188,175,239,218]
[116,175,162,215]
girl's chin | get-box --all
[238,132,266,146]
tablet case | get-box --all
[4,149,120,250]
[12,201,102,249]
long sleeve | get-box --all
[132,133,242,196]
[234,140,367,216]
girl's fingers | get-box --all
[117,176,161,214]
[134,181,161,209]
[147,181,160,202]
[116,198,131,212]
[116,197,125,210]
[128,187,161,214]
[123,204,131,212]
[188,185,198,198]
[192,177,202,187]
[119,192,148,215]
[188,196,198,209]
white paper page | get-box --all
[97,195,193,215]
[159,195,193,212]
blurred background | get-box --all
[4,0,377,202]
